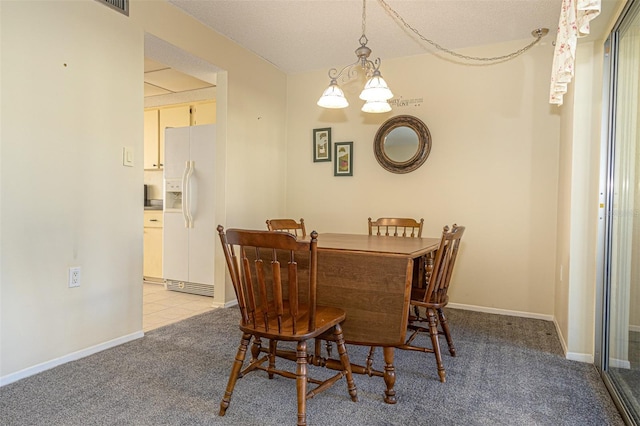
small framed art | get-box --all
[313,128,331,162]
[334,142,353,176]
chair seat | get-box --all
[402,224,465,383]
[410,287,449,308]
[217,227,357,425]
[240,303,347,341]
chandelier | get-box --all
[317,0,393,113]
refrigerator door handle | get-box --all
[184,161,195,228]
[181,161,190,228]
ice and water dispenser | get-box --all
[164,178,183,211]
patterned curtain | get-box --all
[549,0,601,105]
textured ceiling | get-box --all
[167,0,570,74]
[147,0,621,98]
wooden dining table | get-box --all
[309,233,440,403]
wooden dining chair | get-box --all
[363,217,426,369]
[399,224,465,383]
[266,218,307,237]
[217,226,357,426]
[368,216,428,289]
[368,217,424,238]
[268,218,334,360]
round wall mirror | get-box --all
[373,115,431,174]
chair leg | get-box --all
[219,332,251,416]
[325,340,334,358]
[437,308,456,357]
[313,337,333,359]
[251,337,262,363]
[268,339,278,378]
[427,309,446,383]
[333,324,358,402]
[413,305,422,320]
[366,346,376,374]
[296,341,308,426]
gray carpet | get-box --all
[629,330,640,370]
[609,330,640,420]
[0,308,624,425]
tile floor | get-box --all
[143,281,216,332]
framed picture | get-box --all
[334,142,354,176]
[313,128,332,162]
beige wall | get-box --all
[1,0,287,381]
[552,2,626,360]
[554,60,575,357]
[130,1,288,306]
[1,1,144,377]
[286,38,560,317]
[0,0,627,383]
[554,41,605,361]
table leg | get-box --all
[382,347,397,404]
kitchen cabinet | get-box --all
[144,101,215,170]
[191,101,216,125]
[144,110,160,169]
[144,104,190,171]
[158,105,191,170]
[143,210,163,281]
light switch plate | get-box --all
[123,146,134,167]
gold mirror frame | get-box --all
[373,115,432,174]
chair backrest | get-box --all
[266,218,307,237]
[420,224,465,304]
[368,217,424,238]
[217,225,318,334]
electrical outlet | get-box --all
[69,267,81,288]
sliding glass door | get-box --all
[600,1,640,424]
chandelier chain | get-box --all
[362,0,366,36]
[377,0,544,62]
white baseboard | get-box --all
[0,331,144,387]
[629,324,640,333]
[609,358,631,369]
[212,299,238,309]
[2,301,604,387]
[446,302,599,364]
[552,317,570,359]
[447,302,554,321]
[566,351,594,363]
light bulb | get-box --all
[361,100,391,113]
[317,81,349,109]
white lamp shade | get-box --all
[317,83,349,109]
[359,75,393,101]
[361,100,392,113]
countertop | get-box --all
[145,199,163,211]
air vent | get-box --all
[166,280,214,297]
[95,0,129,16]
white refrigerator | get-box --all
[163,124,216,297]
